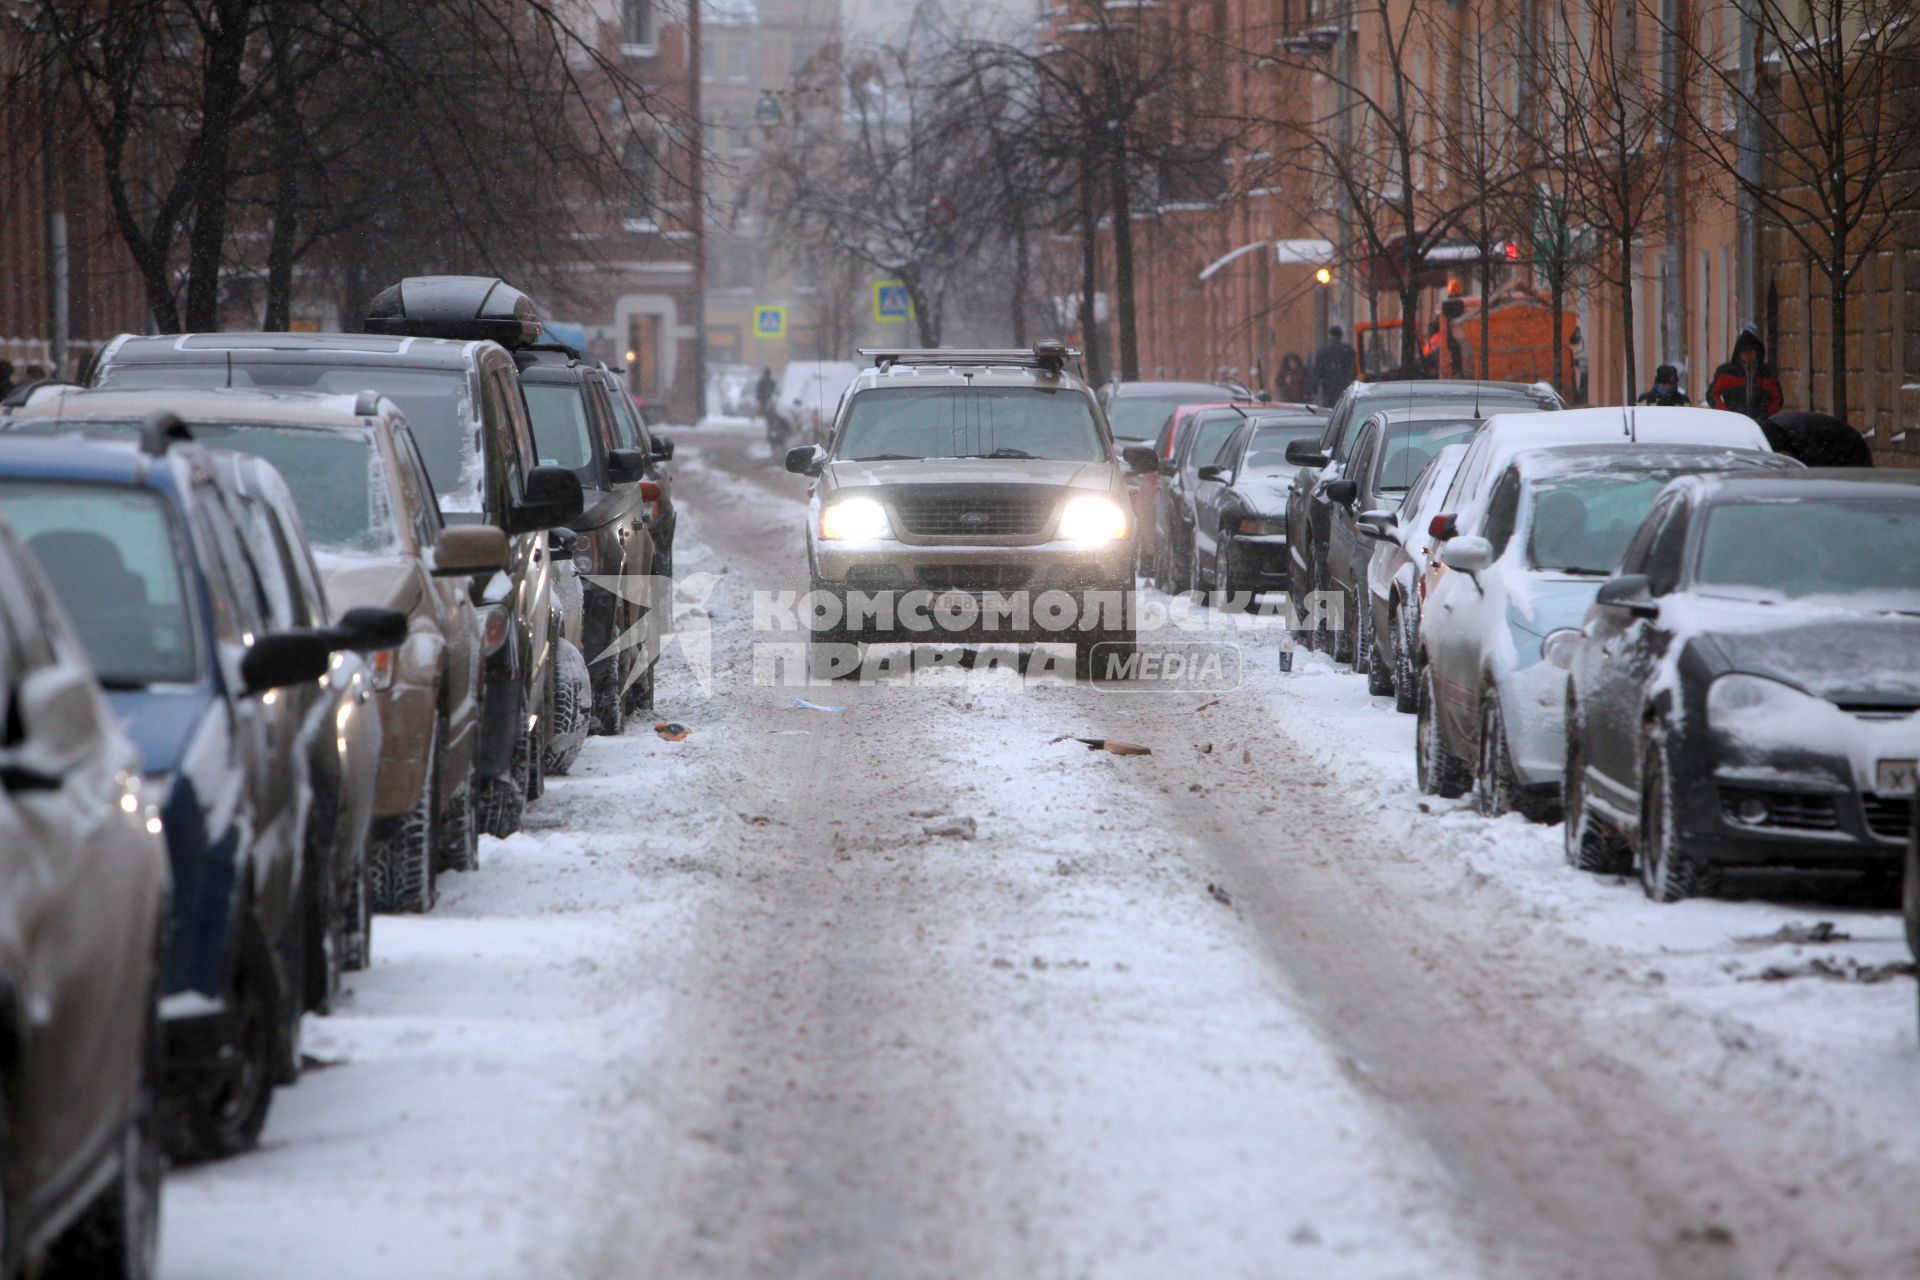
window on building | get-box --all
[622,135,657,224]
[623,0,654,47]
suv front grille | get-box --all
[1861,793,1912,842]
[888,485,1057,538]
[914,565,1033,592]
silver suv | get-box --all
[785,345,1158,680]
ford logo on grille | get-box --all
[959,511,992,527]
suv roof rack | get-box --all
[519,341,585,362]
[860,341,1081,374]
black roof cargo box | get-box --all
[364,276,542,347]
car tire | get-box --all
[341,853,372,971]
[1563,708,1632,874]
[1354,587,1378,680]
[1637,724,1720,902]
[302,842,338,1016]
[171,918,276,1161]
[1390,600,1418,714]
[1474,692,1523,817]
[46,984,162,1279]
[1416,665,1472,798]
[591,646,627,737]
[436,776,479,875]
[476,720,531,840]
[371,717,439,914]
[1365,602,1394,697]
[542,639,590,777]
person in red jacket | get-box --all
[1706,329,1784,420]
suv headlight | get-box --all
[1058,495,1128,543]
[1707,673,1821,732]
[819,497,891,541]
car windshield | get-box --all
[523,384,596,470]
[1244,424,1322,473]
[0,481,198,685]
[194,425,395,554]
[1374,419,1479,491]
[1695,498,1920,605]
[1527,473,1674,575]
[1109,396,1208,442]
[98,361,474,499]
[1185,412,1243,471]
[837,386,1104,462]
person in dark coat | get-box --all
[1706,329,1784,420]
[1278,352,1310,403]
[1762,411,1875,468]
[1636,364,1690,406]
[0,361,13,402]
[1312,327,1356,407]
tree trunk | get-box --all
[1827,272,1848,423]
[1107,131,1139,382]
[1078,153,1105,386]
[181,0,254,331]
[1010,203,1029,347]
[1548,264,1566,396]
[1478,255,1493,377]
[1619,233,1637,402]
[264,6,300,331]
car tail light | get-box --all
[370,647,397,691]
[1429,513,1457,540]
[481,606,509,654]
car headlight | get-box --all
[1235,516,1285,536]
[819,497,891,541]
[1057,495,1129,543]
[1707,673,1821,731]
[1542,627,1583,670]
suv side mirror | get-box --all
[1323,479,1358,507]
[1285,439,1329,468]
[1196,464,1231,483]
[1355,509,1398,541]
[431,525,509,577]
[607,447,648,485]
[650,436,675,461]
[331,606,408,652]
[1439,535,1494,574]
[1121,444,1159,474]
[241,630,333,695]
[785,444,826,476]
[508,465,585,534]
[1595,573,1659,619]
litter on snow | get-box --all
[653,722,691,742]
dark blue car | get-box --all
[0,423,391,1160]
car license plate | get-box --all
[1877,759,1918,795]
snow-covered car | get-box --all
[1321,409,1483,668]
[0,426,396,1159]
[1416,444,1796,821]
[1188,412,1327,603]
[92,276,586,839]
[1561,469,1920,901]
[779,360,861,447]
[0,511,170,1279]
[596,364,677,579]
[1284,379,1563,650]
[786,344,1158,681]
[1141,400,1265,586]
[1357,441,1471,710]
[1153,405,1251,593]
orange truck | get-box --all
[1354,289,1574,386]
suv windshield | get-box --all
[523,384,596,470]
[1527,473,1672,575]
[1696,499,1920,605]
[98,361,472,498]
[838,386,1103,462]
[0,482,198,685]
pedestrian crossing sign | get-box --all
[873,281,913,325]
[754,306,787,340]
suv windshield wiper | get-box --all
[975,447,1037,460]
[852,453,920,461]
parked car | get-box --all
[1561,469,1920,900]
[1188,413,1328,603]
[0,426,395,1159]
[1142,401,1267,584]
[0,511,170,1278]
[1321,409,1484,668]
[92,276,585,838]
[1358,442,1472,711]
[1416,444,1797,821]
[596,363,677,579]
[1154,406,1250,592]
[1284,380,1563,651]
[514,344,648,742]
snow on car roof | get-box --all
[3,386,388,429]
[1507,442,1796,478]
[1685,466,1920,501]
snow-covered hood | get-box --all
[827,458,1114,492]
[1690,603,1920,705]
[1229,476,1293,517]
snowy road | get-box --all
[164,419,1920,1280]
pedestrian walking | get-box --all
[1312,327,1356,407]
[0,361,14,402]
[1278,352,1309,403]
[1636,364,1690,406]
[1567,327,1589,403]
[1706,329,1784,421]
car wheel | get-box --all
[1416,666,1472,799]
[543,639,590,777]
[379,717,440,913]
[46,984,162,1279]
[1331,578,1356,664]
[1365,600,1394,696]
[172,919,277,1161]
[591,644,627,737]
[1308,560,1331,653]
[476,719,531,840]
[1390,600,1418,714]
[1353,586,1377,680]
[302,840,338,1015]
[1563,707,1631,874]
[1474,692,1522,817]
[435,773,479,875]
[1637,725,1720,902]
[341,852,372,971]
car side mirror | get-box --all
[1595,573,1660,619]
[331,606,408,652]
[607,447,648,485]
[1285,439,1329,468]
[1323,479,1358,507]
[1121,444,1159,474]
[1428,513,1458,541]
[1355,509,1399,541]
[650,436,675,461]
[1196,464,1232,483]
[431,525,509,577]
[508,464,585,534]
[1439,535,1494,574]
[0,661,104,787]
[241,630,333,695]
[785,444,826,476]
